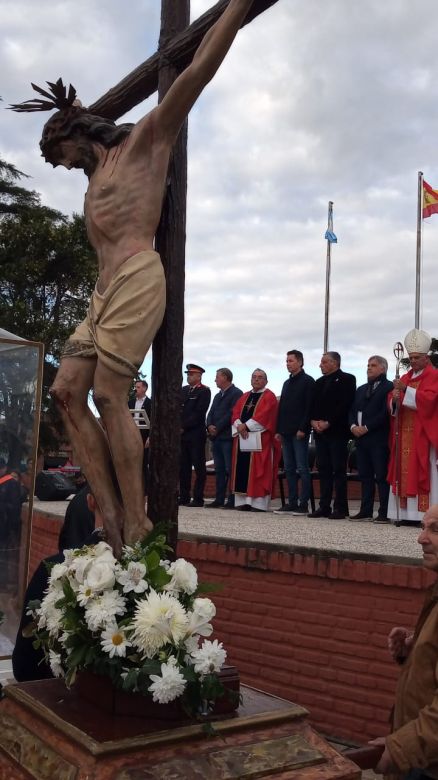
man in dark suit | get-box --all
[349,355,393,523]
[128,380,152,494]
[206,368,242,508]
[309,351,356,519]
[180,364,211,507]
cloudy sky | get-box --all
[2,0,438,395]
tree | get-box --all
[0,156,96,454]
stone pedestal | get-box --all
[0,680,360,780]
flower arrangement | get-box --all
[28,531,229,716]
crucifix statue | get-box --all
[10,0,279,556]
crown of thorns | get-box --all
[9,78,79,113]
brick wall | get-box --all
[177,537,433,745]
[28,509,62,576]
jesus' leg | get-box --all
[93,360,153,546]
[50,357,124,556]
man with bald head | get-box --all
[230,369,280,512]
[370,504,438,775]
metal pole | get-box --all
[415,171,423,329]
[323,201,333,352]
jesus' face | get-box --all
[51,138,98,177]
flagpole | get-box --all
[323,201,334,352]
[415,171,423,329]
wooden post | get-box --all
[148,0,190,550]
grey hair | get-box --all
[368,355,388,373]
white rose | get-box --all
[92,542,117,564]
[69,555,93,585]
[85,561,116,591]
[165,559,198,595]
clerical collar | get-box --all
[412,369,424,379]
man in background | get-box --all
[275,350,315,515]
[206,368,242,508]
[309,352,356,520]
[180,365,211,508]
[349,355,393,523]
[128,379,151,494]
[231,369,280,512]
[388,328,438,522]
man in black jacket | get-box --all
[349,355,393,522]
[309,351,356,519]
[128,380,152,494]
[180,364,211,507]
[274,350,315,515]
[206,368,242,508]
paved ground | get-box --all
[34,496,423,563]
[178,498,423,563]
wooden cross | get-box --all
[89,0,279,547]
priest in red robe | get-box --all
[231,369,281,512]
[388,328,438,522]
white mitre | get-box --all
[404,328,432,355]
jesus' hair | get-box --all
[40,107,134,163]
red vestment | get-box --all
[231,389,281,498]
[388,363,438,510]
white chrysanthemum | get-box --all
[148,657,186,703]
[191,639,226,675]
[84,590,126,631]
[77,583,95,607]
[186,597,216,638]
[49,650,64,677]
[117,561,148,594]
[164,558,198,595]
[130,590,189,658]
[101,624,131,658]
[85,561,116,592]
[44,606,64,638]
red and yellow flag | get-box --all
[423,179,438,218]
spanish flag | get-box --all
[423,179,438,218]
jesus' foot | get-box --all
[123,515,153,547]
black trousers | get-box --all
[356,438,389,517]
[315,433,349,514]
[179,431,207,503]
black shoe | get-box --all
[291,506,309,515]
[206,500,223,508]
[349,512,373,522]
[330,511,346,520]
[237,504,252,512]
[190,500,204,507]
[308,508,331,518]
[273,504,297,514]
[223,503,235,509]
[178,499,191,506]
[374,516,390,524]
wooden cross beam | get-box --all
[89,0,280,120]
[89,0,279,545]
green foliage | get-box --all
[0,154,96,451]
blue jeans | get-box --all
[281,434,311,508]
[212,438,233,505]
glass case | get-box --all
[0,330,44,657]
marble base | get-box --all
[0,680,360,780]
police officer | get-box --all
[179,364,211,507]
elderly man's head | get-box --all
[418,505,438,571]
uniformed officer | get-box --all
[179,364,211,507]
